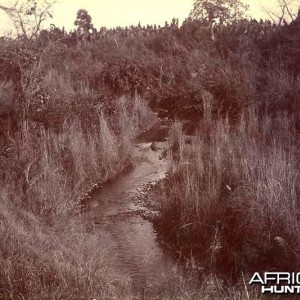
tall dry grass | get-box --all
[0,77,156,299]
[158,106,299,275]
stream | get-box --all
[84,125,180,295]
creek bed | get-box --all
[84,125,181,295]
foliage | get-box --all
[74,9,93,33]
[0,13,299,124]
[190,0,249,23]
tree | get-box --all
[261,0,300,25]
[74,9,93,34]
[190,0,248,23]
[0,0,56,38]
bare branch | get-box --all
[260,5,281,23]
[282,0,296,20]
[260,0,300,25]
[31,1,56,38]
[17,10,28,36]
[0,0,56,38]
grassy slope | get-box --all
[0,91,156,299]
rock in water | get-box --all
[150,141,159,151]
[159,149,168,160]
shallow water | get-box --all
[86,138,177,294]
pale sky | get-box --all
[0,0,299,35]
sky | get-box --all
[0,0,299,35]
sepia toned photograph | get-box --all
[0,0,299,299]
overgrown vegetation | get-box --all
[154,14,300,286]
[0,25,156,298]
[0,0,300,298]
[158,109,299,276]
